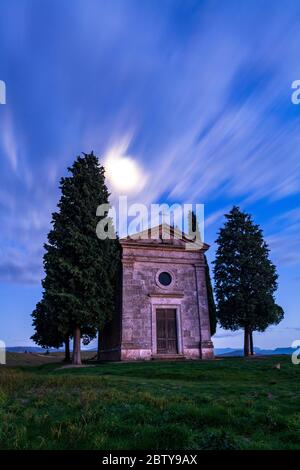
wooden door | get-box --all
[156,309,177,354]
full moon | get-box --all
[105,150,146,193]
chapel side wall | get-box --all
[99,315,121,361]
[194,263,214,359]
[99,267,122,361]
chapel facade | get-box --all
[100,224,214,361]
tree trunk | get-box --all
[64,336,70,362]
[97,329,101,361]
[72,326,82,365]
[250,330,254,355]
[244,326,250,357]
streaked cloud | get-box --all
[0,0,299,347]
[1,112,18,171]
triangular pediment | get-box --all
[120,223,209,251]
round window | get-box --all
[158,271,172,286]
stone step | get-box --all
[151,354,186,361]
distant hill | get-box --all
[6,346,98,353]
[215,347,297,357]
[6,346,62,353]
[214,348,238,355]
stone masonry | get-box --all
[99,224,214,361]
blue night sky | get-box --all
[0,0,299,349]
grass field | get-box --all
[0,354,300,450]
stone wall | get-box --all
[120,238,214,360]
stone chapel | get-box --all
[100,223,214,361]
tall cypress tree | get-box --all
[32,152,120,364]
[213,206,283,356]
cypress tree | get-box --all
[32,152,120,364]
[213,206,284,356]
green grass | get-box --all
[0,355,300,450]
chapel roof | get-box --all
[120,223,209,251]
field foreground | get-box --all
[0,355,299,450]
